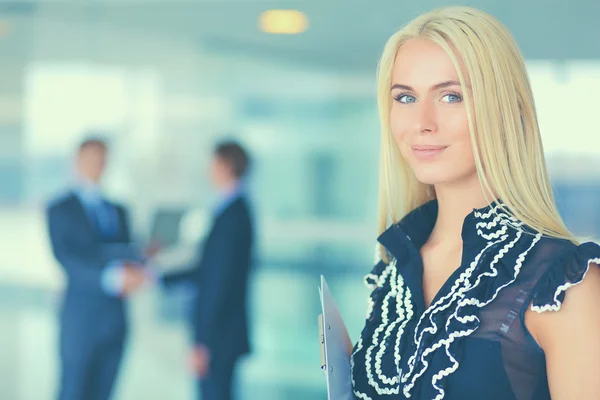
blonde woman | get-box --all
[350,6,600,400]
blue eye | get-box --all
[395,94,417,104]
[442,93,462,103]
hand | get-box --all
[189,344,211,378]
[121,263,147,296]
[141,266,162,287]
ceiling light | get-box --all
[259,10,308,34]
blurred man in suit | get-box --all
[46,137,149,400]
[162,141,254,400]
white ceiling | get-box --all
[0,0,599,71]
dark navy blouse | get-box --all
[351,199,600,400]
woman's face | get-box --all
[390,38,477,187]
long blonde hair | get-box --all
[376,6,577,253]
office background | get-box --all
[1,1,599,399]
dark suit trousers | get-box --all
[57,327,125,400]
[198,356,238,400]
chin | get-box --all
[414,175,449,186]
[412,166,462,186]
[413,165,479,187]
[410,164,443,183]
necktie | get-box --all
[93,199,117,238]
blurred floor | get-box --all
[0,267,369,400]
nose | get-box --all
[413,101,437,134]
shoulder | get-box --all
[234,196,251,214]
[112,202,128,214]
[46,191,75,214]
[524,245,600,397]
[364,243,397,290]
[525,238,600,346]
[222,197,251,221]
[103,195,128,211]
[526,238,600,312]
[214,197,252,234]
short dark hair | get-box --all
[214,141,250,179]
[79,136,108,152]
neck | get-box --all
[428,175,492,245]
[77,175,100,189]
[218,179,241,196]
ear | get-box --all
[224,161,236,179]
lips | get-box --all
[412,145,447,151]
[411,145,448,159]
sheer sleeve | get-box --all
[530,241,600,313]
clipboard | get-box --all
[319,275,354,400]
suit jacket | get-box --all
[163,195,254,360]
[46,191,133,342]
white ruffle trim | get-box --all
[356,205,542,399]
[530,257,600,313]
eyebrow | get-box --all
[390,80,461,92]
